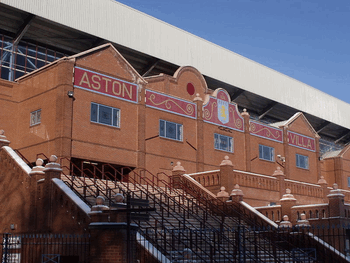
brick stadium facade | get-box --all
[1,43,350,262]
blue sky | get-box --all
[116,0,350,104]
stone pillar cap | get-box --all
[230,184,243,196]
[241,108,249,117]
[327,183,345,198]
[273,167,284,177]
[113,193,125,203]
[279,215,292,228]
[296,213,310,227]
[317,176,327,185]
[193,93,203,102]
[220,156,233,166]
[280,189,296,201]
[44,155,62,172]
[0,130,10,145]
[217,186,229,197]
[172,162,185,172]
[29,158,45,175]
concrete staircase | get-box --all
[60,174,306,262]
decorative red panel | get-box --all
[250,121,283,143]
[146,90,196,119]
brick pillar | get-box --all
[272,167,286,199]
[0,130,10,147]
[40,155,62,232]
[280,189,297,224]
[327,183,345,218]
[172,162,186,189]
[241,109,251,172]
[29,158,45,231]
[220,156,234,191]
[194,94,204,172]
[282,126,290,179]
[89,223,139,263]
[137,83,146,170]
[317,175,329,202]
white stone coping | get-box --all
[183,173,217,198]
[136,232,171,263]
[2,146,31,175]
[292,203,328,208]
[52,178,91,215]
[240,201,279,229]
[284,179,321,188]
[254,205,281,210]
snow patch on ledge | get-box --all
[187,170,220,176]
[3,146,31,175]
[240,201,279,229]
[52,178,91,215]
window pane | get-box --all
[177,124,182,140]
[91,103,98,122]
[166,122,177,140]
[214,134,219,149]
[159,120,165,137]
[36,110,41,123]
[113,109,119,127]
[99,105,112,125]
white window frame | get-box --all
[159,119,183,141]
[259,144,274,162]
[214,133,233,153]
[91,102,120,128]
[296,154,309,169]
[30,109,41,126]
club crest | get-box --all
[218,98,229,124]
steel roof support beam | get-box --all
[335,131,350,144]
[316,121,330,134]
[13,14,36,46]
[141,59,160,77]
[258,101,278,120]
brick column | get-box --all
[220,156,234,191]
[194,94,204,172]
[272,167,286,199]
[137,83,146,170]
[172,162,186,189]
[280,189,297,224]
[40,155,62,232]
[29,158,45,231]
[89,223,139,263]
[327,183,345,218]
[0,130,10,147]
[241,109,251,172]
[317,175,329,202]
[282,126,290,179]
